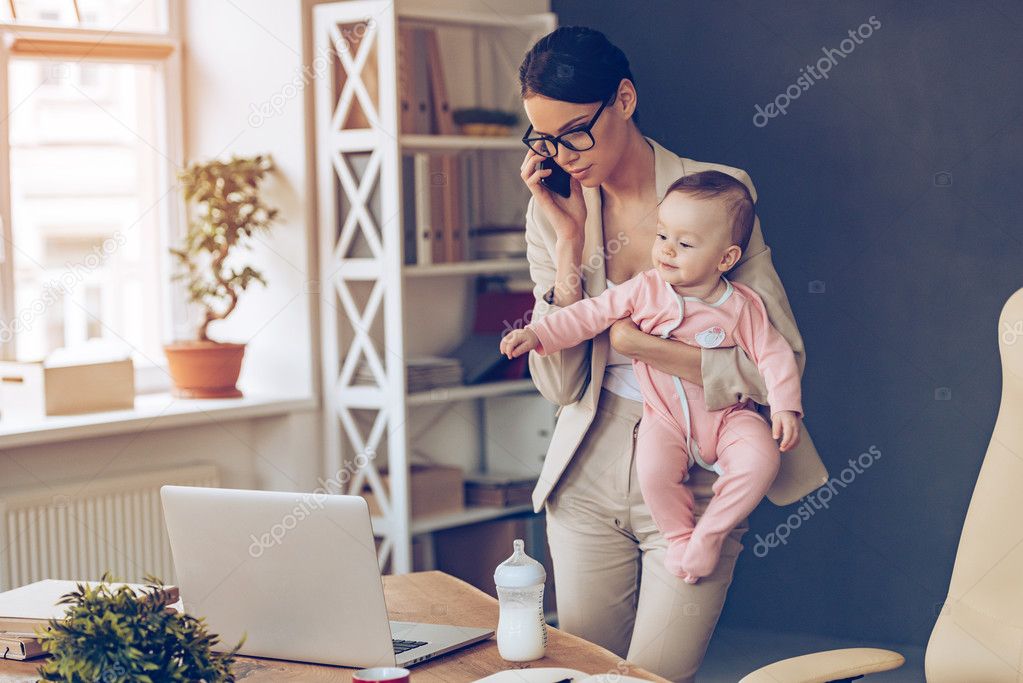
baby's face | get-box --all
[650,192,737,287]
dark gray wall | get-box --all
[551,0,1022,646]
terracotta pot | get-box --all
[164,340,246,399]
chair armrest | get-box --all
[739,647,905,683]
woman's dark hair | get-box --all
[519,26,639,123]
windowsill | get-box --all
[0,392,319,450]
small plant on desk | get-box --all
[36,574,242,682]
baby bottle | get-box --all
[494,539,548,662]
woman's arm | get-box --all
[524,197,592,406]
[609,319,704,384]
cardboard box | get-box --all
[464,471,537,507]
[362,464,464,519]
[0,358,135,420]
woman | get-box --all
[518,27,829,681]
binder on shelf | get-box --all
[401,154,416,265]
[459,153,477,260]
[408,28,434,134]
[408,152,467,266]
[413,153,433,266]
[397,26,416,134]
[395,26,455,135]
[423,28,455,135]
[442,154,463,263]
[428,154,448,263]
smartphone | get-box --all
[538,158,571,198]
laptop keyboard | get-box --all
[392,638,428,655]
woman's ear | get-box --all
[615,78,638,119]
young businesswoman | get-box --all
[518,27,828,681]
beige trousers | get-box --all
[545,387,750,683]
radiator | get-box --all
[0,464,219,591]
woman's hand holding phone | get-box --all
[520,149,586,244]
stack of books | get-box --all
[469,224,527,260]
[0,579,179,662]
[353,357,464,393]
[405,357,463,392]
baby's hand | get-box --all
[772,411,801,452]
[500,327,540,359]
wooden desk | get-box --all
[0,571,669,682]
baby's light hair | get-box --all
[663,171,756,256]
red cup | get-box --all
[353,667,410,683]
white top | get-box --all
[600,278,645,402]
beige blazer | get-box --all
[526,137,830,513]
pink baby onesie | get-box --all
[527,268,802,577]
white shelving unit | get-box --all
[313,1,556,574]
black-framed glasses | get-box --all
[521,98,610,158]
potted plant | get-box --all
[165,154,278,398]
[37,576,242,682]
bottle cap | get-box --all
[494,539,546,588]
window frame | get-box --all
[0,3,184,393]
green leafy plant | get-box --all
[36,575,243,683]
[172,154,278,342]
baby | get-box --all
[501,170,802,584]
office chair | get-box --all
[740,287,1023,682]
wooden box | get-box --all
[0,358,135,421]
[362,464,464,519]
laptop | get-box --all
[160,485,493,668]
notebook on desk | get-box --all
[0,634,44,661]
[0,579,179,661]
[0,579,178,633]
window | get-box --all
[0,0,181,388]
[2,0,166,32]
